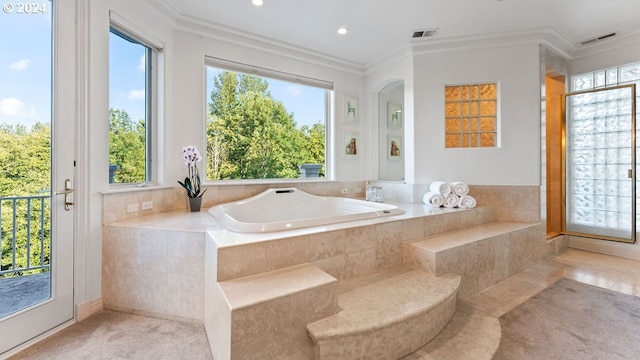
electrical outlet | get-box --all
[341,189,348,194]
[127,203,140,213]
[142,201,153,210]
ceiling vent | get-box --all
[579,32,617,46]
[412,28,439,39]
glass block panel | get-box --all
[619,63,640,83]
[461,103,470,117]
[573,74,593,91]
[480,84,496,99]
[460,119,470,132]
[461,133,471,147]
[445,102,460,116]
[444,82,498,149]
[469,101,479,116]
[461,86,471,100]
[606,69,618,85]
[470,85,479,99]
[445,118,459,132]
[480,117,495,131]
[470,118,480,132]
[469,133,479,147]
[445,86,460,101]
[445,134,461,148]
[480,133,495,147]
[480,101,496,115]
[595,71,606,88]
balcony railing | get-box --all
[0,194,50,277]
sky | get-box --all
[0,2,52,127]
[0,2,324,130]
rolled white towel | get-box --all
[458,195,477,208]
[429,181,451,196]
[450,181,469,196]
[443,193,460,208]
[423,192,445,208]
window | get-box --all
[108,26,157,184]
[444,83,498,148]
[566,62,640,238]
[205,59,330,181]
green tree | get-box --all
[0,123,51,277]
[109,108,146,183]
[206,71,325,180]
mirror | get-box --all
[378,80,405,181]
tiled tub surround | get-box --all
[205,205,553,359]
[102,211,213,322]
[101,184,550,358]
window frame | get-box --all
[108,20,160,187]
[203,57,333,183]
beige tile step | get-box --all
[306,266,461,360]
[403,221,543,299]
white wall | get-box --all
[411,43,542,185]
[81,0,174,306]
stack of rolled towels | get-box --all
[423,181,477,209]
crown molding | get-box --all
[141,0,364,75]
[570,30,640,60]
[364,46,413,75]
[410,28,574,59]
[174,14,365,75]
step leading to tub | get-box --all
[306,266,461,360]
[211,264,339,360]
[403,221,546,299]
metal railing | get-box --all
[0,195,50,276]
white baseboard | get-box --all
[569,236,640,261]
[76,296,103,322]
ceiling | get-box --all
[158,0,640,66]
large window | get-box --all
[567,62,640,239]
[205,59,330,181]
[108,26,157,185]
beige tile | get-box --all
[345,248,377,278]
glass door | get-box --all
[0,0,75,354]
[563,84,637,243]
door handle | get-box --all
[54,178,74,211]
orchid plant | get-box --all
[178,145,207,198]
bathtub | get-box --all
[208,188,405,233]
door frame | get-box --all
[0,0,77,355]
[561,84,637,243]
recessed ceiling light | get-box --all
[337,27,348,35]
[252,0,263,6]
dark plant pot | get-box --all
[189,197,202,212]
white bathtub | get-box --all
[208,188,405,233]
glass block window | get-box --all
[444,83,498,148]
[568,61,640,240]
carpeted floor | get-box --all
[493,278,640,360]
[9,311,213,360]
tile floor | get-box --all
[9,248,640,359]
[406,248,640,359]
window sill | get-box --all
[103,184,174,195]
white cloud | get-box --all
[0,97,37,117]
[128,89,145,101]
[286,85,303,97]
[137,55,145,72]
[9,59,31,72]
